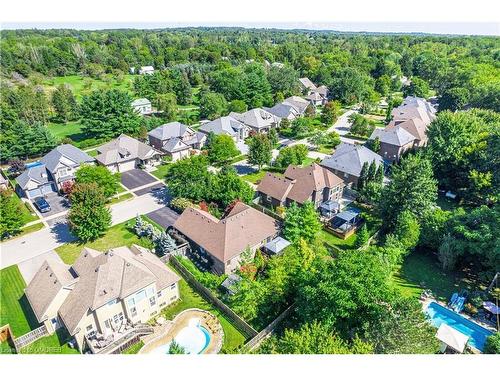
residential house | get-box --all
[131,98,152,115]
[95,134,161,172]
[173,202,279,274]
[265,102,301,121]
[386,117,429,147]
[369,126,416,162]
[148,122,205,161]
[257,163,344,210]
[24,245,180,353]
[16,144,94,199]
[299,77,317,94]
[0,173,9,190]
[199,116,249,141]
[320,143,384,188]
[229,108,280,134]
[283,96,310,115]
[139,66,155,75]
[305,91,325,107]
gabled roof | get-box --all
[148,122,194,141]
[257,164,343,204]
[16,165,49,190]
[40,144,94,173]
[387,117,428,142]
[320,143,384,178]
[131,98,151,106]
[369,126,416,146]
[265,102,300,120]
[56,245,180,335]
[306,92,323,102]
[299,77,317,91]
[173,202,279,263]
[229,109,279,129]
[25,259,77,323]
[95,134,159,165]
[163,138,191,153]
[199,116,245,137]
[312,85,328,97]
[263,236,291,255]
[283,96,310,114]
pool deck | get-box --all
[139,309,223,354]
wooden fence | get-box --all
[249,201,283,222]
[243,303,295,352]
[169,256,258,339]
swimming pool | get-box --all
[26,161,44,169]
[426,301,493,351]
[152,318,211,354]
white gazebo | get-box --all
[436,324,469,353]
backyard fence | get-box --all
[249,201,283,222]
[243,303,296,352]
[169,256,258,339]
[12,325,49,352]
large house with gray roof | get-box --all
[24,245,180,353]
[173,202,279,274]
[131,98,152,115]
[229,108,280,134]
[148,122,205,161]
[369,126,416,162]
[265,102,301,121]
[320,143,384,188]
[16,144,94,199]
[199,116,249,141]
[95,134,161,172]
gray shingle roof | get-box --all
[229,109,279,130]
[199,116,245,137]
[265,102,300,119]
[163,138,191,153]
[131,98,151,107]
[283,96,310,114]
[299,77,317,90]
[369,126,415,146]
[95,134,159,165]
[16,164,50,190]
[148,122,194,141]
[40,144,94,174]
[320,143,384,178]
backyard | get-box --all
[0,265,78,354]
[241,157,317,185]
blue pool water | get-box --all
[426,302,493,351]
[26,161,43,169]
[153,321,211,354]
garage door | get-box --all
[27,188,42,199]
[41,183,56,194]
[118,160,137,172]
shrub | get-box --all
[170,197,194,213]
[483,333,500,354]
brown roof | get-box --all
[173,202,279,263]
[25,259,77,323]
[257,163,343,204]
[387,117,428,143]
[54,245,179,335]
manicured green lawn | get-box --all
[151,164,172,180]
[107,192,133,206]
[55,219,153,264]
[318,229,358,251]
[123,341,144,354]
[0,265,78,354]
[8,190,38,225]
[15,222,45,238]
[392,251,465,302]
[160,276,246,352]
[87,149,98,157]
[317,145,334,154]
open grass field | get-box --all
[54,219,153,264]
[43,74,135,99]
[0,265,78,354]
[160,276,246,352]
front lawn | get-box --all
[0,265,78,354]
[151,164,172,180]
[160,276,246,352]
[108,192,133,206]
[55,219,153,264]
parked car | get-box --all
[33,197,51,213]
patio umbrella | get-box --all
[435,324,469,353]
[483,301,500,314]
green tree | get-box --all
[0,190,26,239]
[283,202,321,244]
[68,183,111,242]
[247,134,272,170]
[483,332,500,354]
[199,91,227,120]
[206,134,240,164]
[439,87,470,112]
[165,156,212,202]
[80,89,141,140]
[267,65,300,98]
[403,77,430,98]
[168,340,186,354]
[211,166,255,206]
[274,144,308,169]
[75,165,120,198]
[392,210,421,251]
[330,67,370,105]
[154,93,178,121]
[358,162,369,190]
[267,128,279,148]
[227,99,247,113]
[170,70,192,105]
[51,84,78,122]
[354,224,369,248]
[380,154,437,229]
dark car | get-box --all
[34,197,51,213]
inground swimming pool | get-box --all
[152,318,211,354]
[426,301,493,351]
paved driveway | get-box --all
[134,183,166,197]
[120,169,157,190]
[146,207,179,229]
[37,192,70,218]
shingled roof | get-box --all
[369,126,416,146]
[148,122,194,141]
[173,202,278,263]
[320,143,384,178]
[95,134,159,165]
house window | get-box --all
[59,169,68,177]
[113,312,124,324]
[135,290,147,303]
[127,298,135,307]
[266,195,272,202]
[157,290,162,298]
[149,296,156,306]
[107,299,117,306]
[105,319,111,329]
[86,325,93,332]
[130,307,137,318]
[170,284,176,290]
